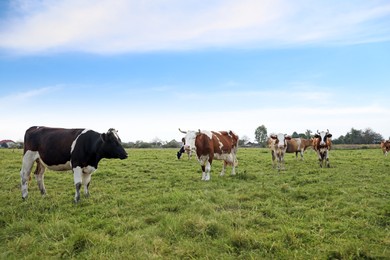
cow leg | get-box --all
[220,161,226,176]
[279,155,285,170]
[204,161,211,181]
[82,166,95,197]
[201,165,206,180]
[325,151,330,168]
[73,166,83,203]
[317,151,323,168]
[20,151,39,200]
[271,151,276,168]
[34,159,46,196]
[231,154,238,175]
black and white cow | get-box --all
[20,126,128,202]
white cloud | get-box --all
[0,86,60,103]
[1,0,389,54]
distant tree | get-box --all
[239,135,250,146]
[305,129,312,139]
[333,127,383,144]
[298,133,307,138]
[362,128,383,144]
[254,125,268,147]
[291,131,299,138]
[163,139,181,148]
[135,140,152,148]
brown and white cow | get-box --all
[380,140,390,156]
[180,129,238,181]
[313,130,332,168]
[286,138,313,160]
[20,126,128,202]
[268,133,291,170]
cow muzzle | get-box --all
[184,145,191,152]
[120,152,128,159]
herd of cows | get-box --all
[19,126,390,203]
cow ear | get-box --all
[285,135,291,140]
[270,134,277,139]
[314,134,320,138]
[327,134,332,138]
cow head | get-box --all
[314,129,332,147]
[179,128,198,153]
[270,133,291,150]
[100,128,128,159]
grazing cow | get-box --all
[268,133,291,170]
[180,129,238,181]
[380,140,390,156]
[313,130,332,168]
[20,126,128,202]
[286,138,313,160]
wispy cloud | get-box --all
[0,86,61,104]
[0,0,389,54]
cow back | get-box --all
[212,131,238,154]
[195,130,238,157]
[24,126,85,166]
[286,138,299,152]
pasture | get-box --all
[0,147,389,259]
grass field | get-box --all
[0,148,389,259]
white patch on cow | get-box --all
[20,150,40,199]
[70,129,90,154]
[319,131,327,146]
[198,155,209,166]
[109,129,120,141]
[73,166,83,184]
[295,138,302,150]
[276,133,286,148]
[73,165,96,184]
[45,160,72,171]
[201,130,213,139]
[204,161,211,181]
[214,134,224,151]
[183,130,198,152]
[214,153,234,164]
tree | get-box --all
[239,135,250,146]
[255,125,268,147]
[291,131,299,138]
[332,127,383,144]
[305,129,312,139]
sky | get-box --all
[0,0,390,143]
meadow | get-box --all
[0,147,389,259]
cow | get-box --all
[20,126,128,202]
[286,138,313,160]
[268,133,291,170]
[179,129,238,181]
[313,129,332,168]
[380,140,390,156]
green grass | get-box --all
[0,148,389,259]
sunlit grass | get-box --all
[0,148,389,258]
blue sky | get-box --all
[1,0,390,142]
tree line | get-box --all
[3,126,385,150]
[254,125,386,147]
